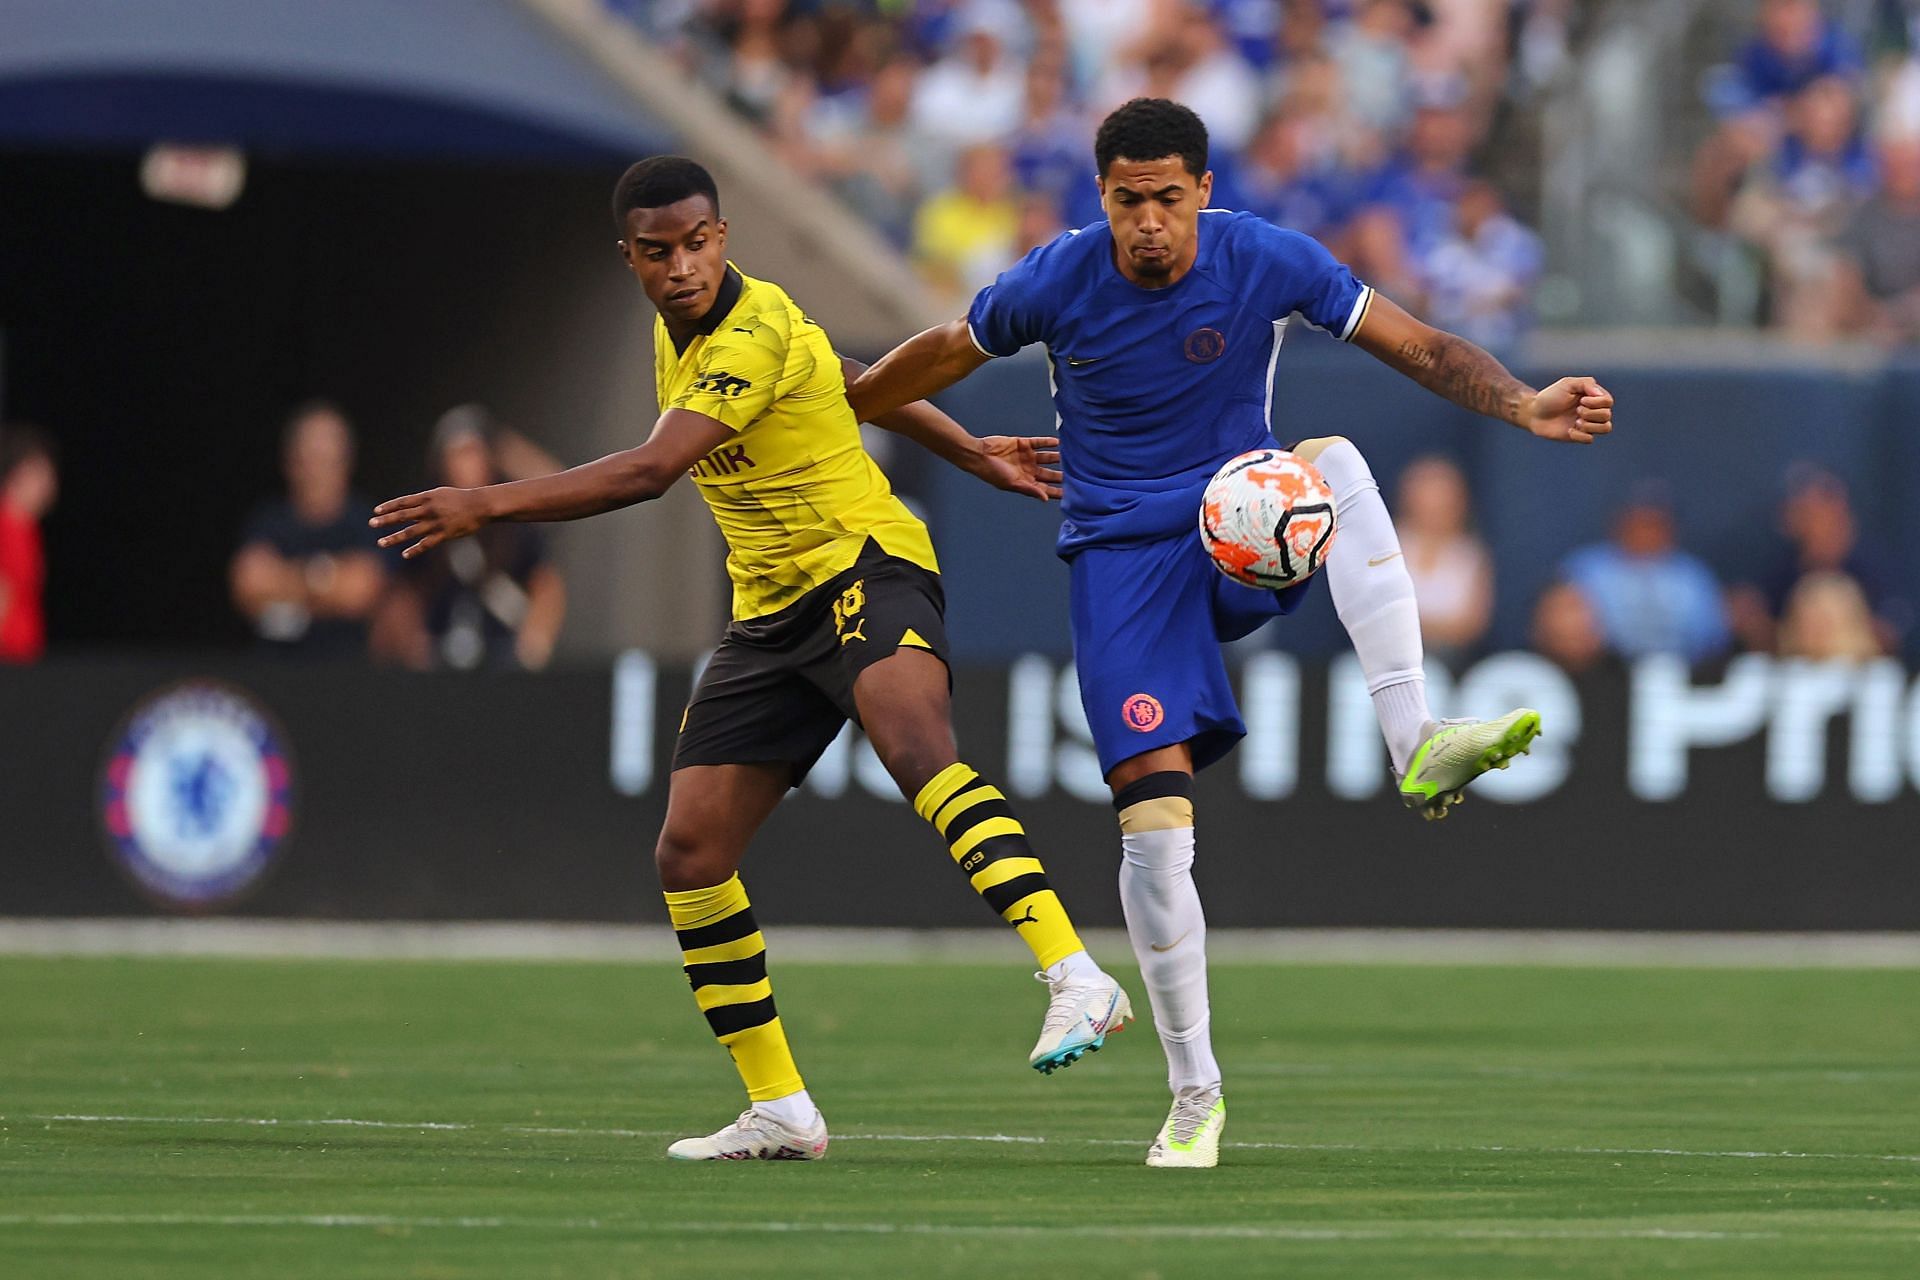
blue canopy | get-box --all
[0,0,675,161]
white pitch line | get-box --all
[24,1114,478,1133]
[0,1213,1800,1242]
[18,1115,1045,1145]
[12,1113,1920,1165]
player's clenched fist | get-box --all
[1524,377,1614,445]
[369,486,492,558]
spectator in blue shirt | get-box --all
[1359,88,1475,259]
[1560,485,1732,665]
[1729,75,1876,335]
[1419,179,1543,350]
[1008,55,1090,215]
[1719,0,1864,115]
[1237,114,1343,239]
[1694,0,1867,232]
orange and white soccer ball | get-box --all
[1198,448,1338,589]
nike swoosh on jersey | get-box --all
[1367,551,1404,567]
[1149,931,1190,953]
[1064,356,1102,366]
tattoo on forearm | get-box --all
[1396,334,1529,425]
[1395,339,1437,372]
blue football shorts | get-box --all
[1069,530,1315,778]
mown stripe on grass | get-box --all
[0,1213,1802,1242]
[8,920,1920,968]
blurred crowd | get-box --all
[225,402,567,670]
[1692,0,1920,343]
[632,0,1573,345]
[203,422,1919,676]
[1387,453,1913,677]
[1575,462,1910,669]
[6,405,1913,676]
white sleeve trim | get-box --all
[1338,286,1375,342]
[965,319,1004,359]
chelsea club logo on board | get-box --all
[99,681,294,909]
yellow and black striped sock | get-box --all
[913,762,1086,969]
[663,874,804,1103]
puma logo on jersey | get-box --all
[689,444,756,478]
[838,619,868,644]
[691,371,751,398]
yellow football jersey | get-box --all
[654,266,939,620]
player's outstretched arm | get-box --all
[1352,294,1614,444]
[839,355,1060,502]
[369,410,734,559]
[845,319,989,424]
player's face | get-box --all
[620,196,729,325]
[1098,157,1213,286]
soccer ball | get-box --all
[1198,448,1338,589]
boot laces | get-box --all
[1166,1087,1219,1144]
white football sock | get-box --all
[1372,681,1432,774]
[1157,1015,1220,1097]
[753,1088,820,1130]
[1312,438,1432,773]
[1114,780,1221,1094]
[1042,949,1102,983]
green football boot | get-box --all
[1397,708,1542,821]
[1146,1087,1225,1168]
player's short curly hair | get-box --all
[612,156,720,232]
[1095,98,1209,180]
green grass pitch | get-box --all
[3,954,1918,1278]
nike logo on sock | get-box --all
[1149,931,1190,953]
[1367,551,1403,567]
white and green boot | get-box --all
[1397,708,1542,821]
[1146,1086,1225,1168]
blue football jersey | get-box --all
[966,209,1374,554]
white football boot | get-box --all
[666,1107,829,1161]
[1146,1086,1225,1168]
[1396,708,1541,821]
[1028,970,1133,1074]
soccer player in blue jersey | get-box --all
[848,99,1613,1168]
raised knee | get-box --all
[654,824,723,892]
[1291,435,1350,463]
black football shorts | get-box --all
[672,538,951,785]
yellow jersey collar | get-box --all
[670,264,745,355]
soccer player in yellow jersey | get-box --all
[370,157,1131,1161]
